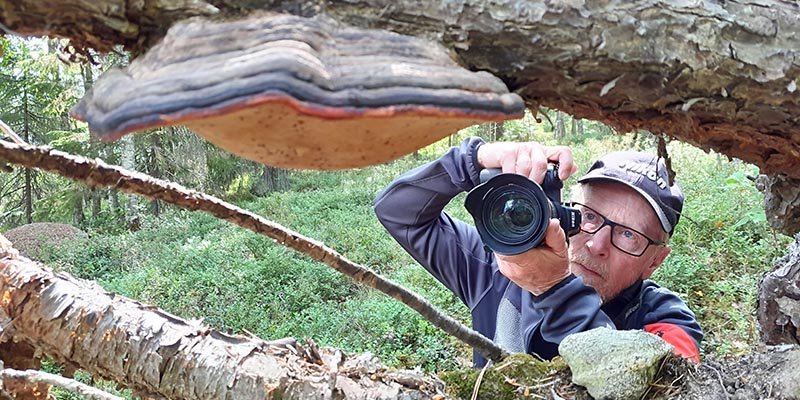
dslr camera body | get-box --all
[464,166,582,255]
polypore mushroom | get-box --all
[72,13,524,170]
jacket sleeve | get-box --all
[525,275,616,359]
[372,137,496,308]
[526,279,702,362]
[641,287,703,362]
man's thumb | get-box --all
[544,219,568,257]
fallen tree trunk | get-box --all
[1,0,799,180]
[0,139,507,363]
[0,246,445,399]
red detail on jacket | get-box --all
[645,322,700,363]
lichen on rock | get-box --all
[559,327,673,400]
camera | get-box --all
[464,166,582,255]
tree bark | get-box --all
[554,112,566,140]
[0,139,509,364]
[757,233,800,345]
[757,174,800,236]
[0,0,219,55]
[72,192,85,226]
[570,116,577,138]
[495,121,505,141]
[2,0,799,180]
[91,189,102,218]
[148,133,163,217]
[82,60,104,221]
[22,83,32,225]
[0,341,50,400]
[252,166,289,197]
[120,136,140,230]
[0,249,445,399]
[109,189,120,211]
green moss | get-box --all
[439,354,566,399]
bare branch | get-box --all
[0,140,509,363]
[536,107,554,130]
[0,120,26,145]
[0,369,122,400]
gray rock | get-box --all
[559,327,673,400]
[771,347,800,398]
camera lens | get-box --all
[465,171,560,255]
[485,190,543,245]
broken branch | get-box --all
[0,140,509,363]
[0,369,122,400]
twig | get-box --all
[641,356,671,399]
[656,134,676,185]
[0,22,20,37]
[0,140,509,363]
[471,360,493,400]
[702,363,730,400]
[0,119,26,145]
[0,368,122,400]
[550,386,566,400]
[670,373,685,386]
[537,107,555,129]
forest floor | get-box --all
[309,343,800,399]
[533,345,800,400]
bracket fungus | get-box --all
[71,13,525,170]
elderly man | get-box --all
[373,137,702,367]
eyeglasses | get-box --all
[572,203,664,257]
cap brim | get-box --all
[577,176,673,234]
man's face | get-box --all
[568,182,671,302]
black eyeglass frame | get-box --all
[571,202,665,257]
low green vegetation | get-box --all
[28,117,791,378]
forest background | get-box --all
[0,36,791,397]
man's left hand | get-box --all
[495,219,570,296]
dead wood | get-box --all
[1,0,799,179]
[757,233,800,345]
[0,139,508,364]
[70,13,524,170]
[0,246,446,399]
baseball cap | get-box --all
[577,151,684,235]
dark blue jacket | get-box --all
[373,137,703,367]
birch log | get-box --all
[0,246,445,399]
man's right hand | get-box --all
[476,141,578,183]
[476,141,578,294]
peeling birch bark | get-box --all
[0,140,508,363]
[0,248,446,399]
